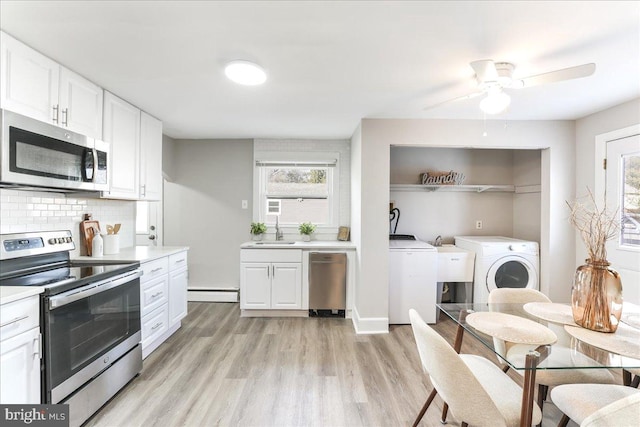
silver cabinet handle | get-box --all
[272,265,275,277]
[151,322,163,331]
[62,108,69,126]
[52,105,59,123]
[150,267,163,273]
[0,315,28,328]
[151,291,163,298]
[175,259,185,264]
[141,184,146,197]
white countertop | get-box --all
[241,240,356,250]
[1,286,44,305]
[74,245,190,263]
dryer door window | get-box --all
[486,256,538,291]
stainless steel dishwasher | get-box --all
[309,252,346,317]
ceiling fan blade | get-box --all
[470,60,498,82]
[518,63,596,88]
[423,91,484,111]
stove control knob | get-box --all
[48,238,57,245]
[57,238,65,244]
[66,237,72,243]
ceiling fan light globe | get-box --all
[480,91,511,114]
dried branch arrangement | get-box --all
[567,189,622,332]
[566,189,619,261]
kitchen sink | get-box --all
[253,241,297,245]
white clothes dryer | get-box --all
[454,236,539,303]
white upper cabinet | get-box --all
[59,67,103,139]
[103,92,141,199]
[140,112,163,201]
[0,31,103,139]
[1,31,59,124]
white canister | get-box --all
[91,232,104,257]
[103,234,120,255]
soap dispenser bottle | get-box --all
[91,228,103,257]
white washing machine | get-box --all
[454,236,539,303]
[389,235,438,324]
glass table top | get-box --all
[437,302,640,371]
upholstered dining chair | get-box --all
[487,288,615,417]
[409,308,542,427]
[550,383,640,426]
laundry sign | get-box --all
[421,170,466,185]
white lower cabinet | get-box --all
[0,295,41,404]
[139,250,189,358]
[240,250,302,311]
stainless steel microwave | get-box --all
[0,109,109,191]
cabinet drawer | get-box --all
[142,305,169,345]
[141,275,168,316]
[141,257,169,283]
[168,251,188,271]
[0,296,39,342]
[241,249,302,263]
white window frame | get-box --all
[253,151,340,233]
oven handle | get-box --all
[48,270,142,310]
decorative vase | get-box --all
[571,259,623,333]
[302,234,311,242]
[252,234,263,241]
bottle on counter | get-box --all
[91,228,103,257]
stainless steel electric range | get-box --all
[0,230,142,427]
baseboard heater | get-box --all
[188,287,238,303]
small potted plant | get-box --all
[298,222,316,242]
[250,222,267,241]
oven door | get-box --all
[43,270,141,403]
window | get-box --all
[255,156,339,229]
[621,153,640,247]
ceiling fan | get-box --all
[425,60,596,114]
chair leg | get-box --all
[536,384,548,427]
[440,402,448,424]
[502,365,510,373]
[412,388,438,427]
[557,414,570,427]
[632,375,640,388]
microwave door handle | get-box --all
[82,148,94,182]
[92,148,98,183]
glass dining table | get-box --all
[437,302,640,427]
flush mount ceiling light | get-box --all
[224,60,267,86]
[479,87,511,115]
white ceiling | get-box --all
[1,1,639,140]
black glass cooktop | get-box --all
[0,262,139,295]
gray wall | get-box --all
[164,139,253,290]
[390,147,542,244]
[575,98,640,263]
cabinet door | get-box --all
[271,263,302,309]
[0,31,59,124]
[0,327,41,404]
[103,91,140,199]
[59,66,103,139]
[139,112,163,201]
[240,263,271,309]
[168,267,188,325]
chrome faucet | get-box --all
[434,235,442,247]
[275,216,284,241]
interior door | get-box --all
[605,134,640,304]
[136,201,162,246]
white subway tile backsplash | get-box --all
[0,188,136,257]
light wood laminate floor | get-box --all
[86,303,576,427]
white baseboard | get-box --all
[188,288,238,303]
[351,306,389,334]
[240,309,308,317]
